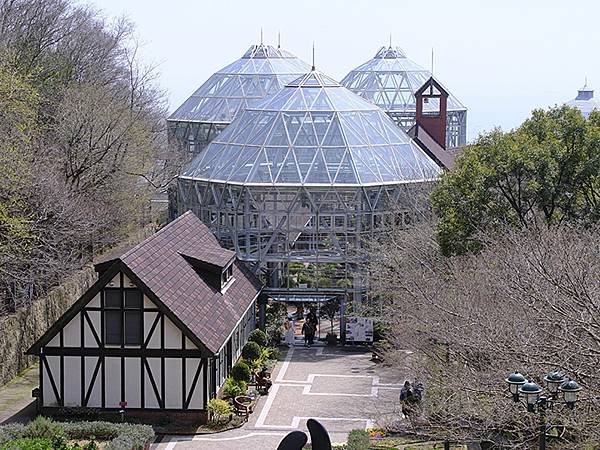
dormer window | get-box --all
[221,264,234,289]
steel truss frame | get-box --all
[177,178,428,297]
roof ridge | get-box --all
[121,211,195,260]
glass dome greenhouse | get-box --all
[341,46,467,149]
[177,70,441,296]
[167,43,311,153]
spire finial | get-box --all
[260,28,263,45]
[311,41,315,71]
[389,33,392,48]
[585,75,588,88]
[278,30,281,49]
[431,47,434,76]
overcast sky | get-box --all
[85,0,599,142]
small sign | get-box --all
[345,317,373,343]
[119,401,127,408]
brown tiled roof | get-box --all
[407,124,455,170]
[98,211,261,353]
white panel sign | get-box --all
[345,317,373,343]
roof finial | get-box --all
[585,75,588,89]
[431,47,434,76]
[389,32,392,49]
[312,41,315,71]
[278,30,281,49]
[260,28,263,45]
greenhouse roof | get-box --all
[181,69,441,186]
[168,43,311,124]
[341,46,466,113]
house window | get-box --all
[221,264,234,287]
[104,288,142,346]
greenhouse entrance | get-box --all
[268,293,342,345]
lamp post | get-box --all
[504,370,582,450]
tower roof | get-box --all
[341,46,466,113]
[168,43,311,124]
[566,80,600,118]
[181,69,441,186]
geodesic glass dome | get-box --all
[167,44,311,153]
[177,70,441,297]
[341,46,467,149]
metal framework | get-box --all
[341,46,467,149]
[167,44,311,153]
[177,70,441,298]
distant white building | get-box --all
[566,82,600,118]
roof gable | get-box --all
[29,212,262,355]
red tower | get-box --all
[415,77,449,150]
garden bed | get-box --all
[0,417,154,450]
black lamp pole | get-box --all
[505,370,582,450]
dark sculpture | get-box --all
[307,418,332,450]
[276,418,332,450]
[276,430,308,450]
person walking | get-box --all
[302,320,315,348]
[284,317,295,347]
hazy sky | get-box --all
[85,0,599,142]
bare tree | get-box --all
[366,223,600,448]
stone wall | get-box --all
[0,224,158,387]
[0,266,97,386]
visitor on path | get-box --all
[284,318,295,347]
[306,309,318,328]
[399,380,424,417]
[256,366,272,392]
[302,321,315,348]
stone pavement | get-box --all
[153,346,406,450]
[0,364,38,424]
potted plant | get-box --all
[325,332,337,346]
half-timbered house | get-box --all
[27,211,262,421]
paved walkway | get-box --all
[153,346,406,450]
[0,364,38,424]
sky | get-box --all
[85,0,600,142]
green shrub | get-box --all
[248,329,268,347]
[231,361,251,382]
[23,417,65,440]
[0,424,25,445]
[62,422,119,440]
[207,398,232,423]
[241,342,261,361]
[222,377,247,398]
[347,429,370,450]
[0,437,52,450]
[104,425,153,450]
[63,422,153,449]
[266,346,281,360]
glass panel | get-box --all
[274,149,302,183]
[104,289,121,308]
[305,149,331,184]
[302,88,319,110]
[311,90,333,110]
[321,116,345,146]
[283,90,307,111]
[124,311,142,345]
[125,290,142,308]
[105,310,122,345]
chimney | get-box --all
[415,77,449,149]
